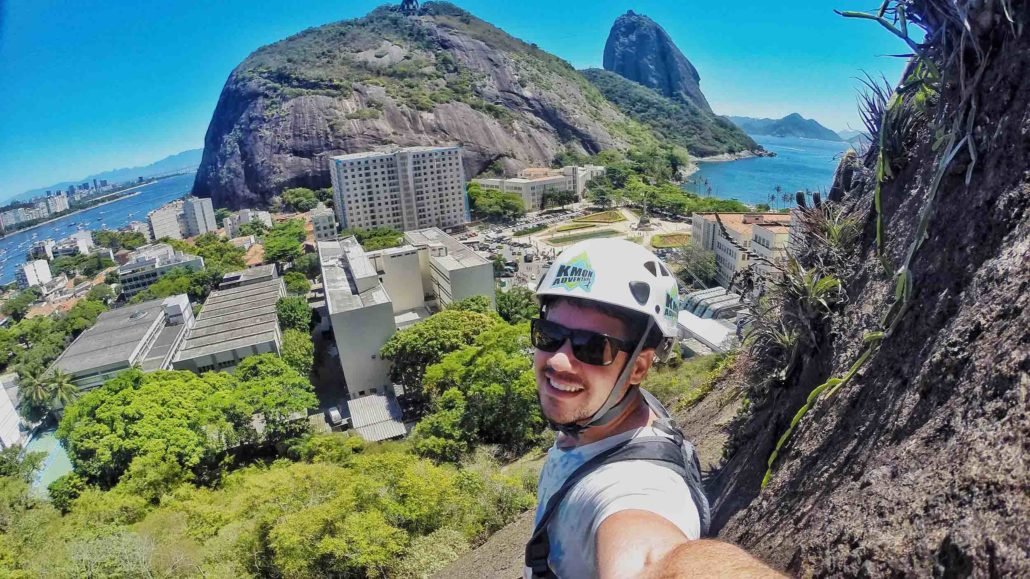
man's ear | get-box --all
[629,349,656,384]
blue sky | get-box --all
[0,0,910,201]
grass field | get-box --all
[651,233,692,248]
[554,222,596,233]
[573,210,627,224]
[548,228,621,245]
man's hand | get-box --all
[596,510,783,579]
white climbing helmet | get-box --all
[535,237,681,355]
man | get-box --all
[526,238,778,578]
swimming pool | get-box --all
[23,429,73,498]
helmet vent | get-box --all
[643,261,658,277]
[629,281,650,305]
[659,264,670,277]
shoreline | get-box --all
[682,149,765,179]
[1,191,142,238]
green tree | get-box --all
[48,369,79,409]
[215,207,232,227]
[283,271,311,296]
[339,227,403,251]
[281,187,319,212]
[410,389,471,462]
[281,329,314,377]
[379,309,498,406]
[446,295,494,315]
[292,253,321,279]
[237,220,269,237]
[47,472,86,514]
[673,243,718,288]
[276,296,312,332]
[86,283,114,303]
[496,286,538,324]
[2,288,39,322]
[468,184,525,221]
[264,220,306,264]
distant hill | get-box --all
[11,149,202,203]
[582,68,759,157]
[838,129,872,147]
[729,113,843,141]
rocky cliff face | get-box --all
[603,11,712,113]
[708,3,1029,575]
[193,2,659,209]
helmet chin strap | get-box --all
[548,318,655,439]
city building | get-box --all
[347,394,407,442]
[17,260,52,289]
[117,243,204,297]
[125,220,153,242]
[51,295,195,390]
[182,197,217,237]
[148,200,185,240]
[30,239,56,261]
[329,145,469,232]
[223,208,273,238]
[0,211,17,230]
[403,227,494,309]
[229,235,256,250]
[53,230,94,258]
[473,164,605,210]
[318,227,493,399]
[691,213,793,288]
[45,192,70,215]
[751,221,792,279]
[310,202,337,242]
[0,374,25,450]
[172,265,285,373]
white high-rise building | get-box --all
[46,192,70,214]
[148,201,184,240]
[329,146,469,232]
[182,197,217,237]
[17,260,52,289]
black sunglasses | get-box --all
[530,318,634,366]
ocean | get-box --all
[682,135,851,207]
[0,172,197,286]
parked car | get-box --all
[326,406,346,427]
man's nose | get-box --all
[545,339,577,373]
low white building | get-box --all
[53,230,94,258]
[125,220,153,242]
[172,266,285,373]
[310,202,337,242]
[473,164,605,211]
[319,227,494,399]
[117,243,204,297]
[51,295,195,390]
[17,260,52,289]
[224,208,274,238]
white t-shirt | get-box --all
[525,426,701,578]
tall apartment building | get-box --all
[691,213,793,288]
[223,208,273,238]
[148,200,185,240]
[17,260,53,289]
[46,192,70,214]
[329,146,469,232]
[117,243,204,297]
[182,197,217,237]
[310,202,337,242]
[318,227,493,399]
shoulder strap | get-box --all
[525,436,685,578]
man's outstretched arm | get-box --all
[596,509,784,579]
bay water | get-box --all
[682,135,851,207]
[0,172,197,285]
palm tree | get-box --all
[48,370,78,409]
[18,365,50,408]
[773,185,783,210]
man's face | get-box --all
[534,300,635,425]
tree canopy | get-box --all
[468,182,525,221]
[339,226,404,251]
[281,187,320,212]
[263,219,307,264]
[276,296,312,333]
[496,285,538,324]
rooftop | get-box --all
[698,212,792,238]
[347,394,407,442]
[219,264,277,288]
[331,145,458,163]
[52,297,178,375]
[174,278,284,362]
[318,239,392,315]
[404,227,489,270]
